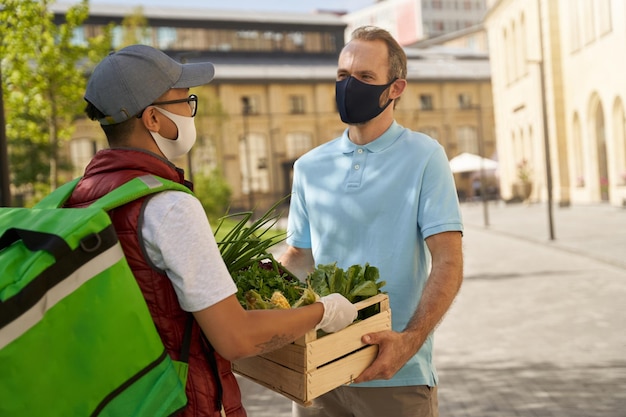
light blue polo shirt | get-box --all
[286,121,463,388]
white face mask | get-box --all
[149,107,197,160]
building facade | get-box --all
[485,0,626,207]
[54,4,494,212]
[345,0,488,46]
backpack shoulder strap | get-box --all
[90,175,193,211]
[34,175,193,210]
[34,178,81,209]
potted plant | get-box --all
[514,159,532,200]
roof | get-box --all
[201,53,490,82]
[51,2,490,83]
[409,24,486,49]
[50,3,346,26]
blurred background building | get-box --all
[41,0,626,211]
[50,2,494,212]
[485,0,626,207]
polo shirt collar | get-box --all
[339,121,403,154]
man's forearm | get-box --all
[278,245,315,281]
[403,258,463,352]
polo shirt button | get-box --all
[354,164,360,170]
[357,148,364,154]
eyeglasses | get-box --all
[137,94,198,118]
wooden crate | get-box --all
[232,293,391,406]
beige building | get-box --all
[59,4,494,213]
[202,48,494,210]
[485,0,626,207]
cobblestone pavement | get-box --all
[236,202,626,416]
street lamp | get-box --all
[537,0,555,240]
[475,102,490,227]
[241,96,254,212]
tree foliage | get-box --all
[120,7,149,47]
[0,0,111,201]
[193,169,232,222]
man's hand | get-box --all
[352,330,419,383]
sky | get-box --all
[89,0,378,14]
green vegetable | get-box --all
[231,260,305,309]
[212,199,385,313]
[291,283,319,308]
[306,262,386,303]
[348,280,379,299]
[344,264,361,297]
[214,197,289,274]
[308,264,332,297]
[245,290,271,310]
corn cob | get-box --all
[270,291,291,309]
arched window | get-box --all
[502,28,510,84]
[520,13,527,76]
[612,99,626,185]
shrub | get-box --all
[193,169,232,221]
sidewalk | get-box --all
[237,202,626,416]
[437,201,626,416]
[460,201,626,270]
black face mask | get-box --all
[335,76,396,124]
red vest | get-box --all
[66,149,246,417]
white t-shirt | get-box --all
[141,190,237,312]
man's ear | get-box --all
[390,79,407,99]
[139,107,160,132]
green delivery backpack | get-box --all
[0,174,194,417]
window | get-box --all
[289,95,306,114]
[456,126,478,154]
[597,0,612,36]
[239,133,269,193]
[583,0,596,45]
[70,139,98,177]
[71,27,87,46]
[193,135,218,173]
[242,95,260,115]
[458,93,473,109]
[421,127,439,140]
[286,132,313,159]
[419,94,434,111]
[90,23,341,55]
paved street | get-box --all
[237,201,626,416]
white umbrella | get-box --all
[449,152,498,174]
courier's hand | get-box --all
[316,294,358,333]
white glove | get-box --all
[316,293,358,333]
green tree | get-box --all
[120,7,149,47]
[193,169,232,222]
[0,0,111,202]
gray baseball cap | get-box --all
[85,44,215,125]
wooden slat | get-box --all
[256,341,306,372]
[232,356,305,401]
[306,310,391,369]
[306,345,379,400]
